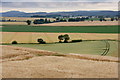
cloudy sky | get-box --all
[0,0,119,13]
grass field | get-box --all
[8,41,118,57]
[1,25,118,33]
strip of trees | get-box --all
[26,17,118,25]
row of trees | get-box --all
[26,17,118,25]
[99,18,118,22]
[37,34,82,44]
[12,34,82,44]
[26,17,89,25]
[26,18,51,25]
[36,34,70,44]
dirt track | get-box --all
[1,45,118,78]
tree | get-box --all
[8,19,11,21]
[103,18,106,21]
[91,20,93,22]
[111,18,114,21]
[48,19,51,23]
[12,41,18,44]
[56,18,60,21]
[99,18,103,22]
[58,35,64,43]
[26,20,31,25]
[45,18,48,23]
[63,34,70,43]
[33,19,44,24]
[60,19,67,22]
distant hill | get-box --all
[0,10,118,17]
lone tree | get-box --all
[63,34,70,43]
[44,18,47,23]
[58,35,64,43]
[26,20,31,25]
[111,18,114,21]
[99,18,103,22]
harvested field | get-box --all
[1,17,55,21]
[1,45,119,78]
[1,22,27,25]
[1,21,118,26]
[1,32,118,43]
[33,21,118,26]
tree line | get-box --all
[26,17,118,25]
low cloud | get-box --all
[1,2,118,12]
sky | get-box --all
[0,0,119,13]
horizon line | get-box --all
[1,10,118,13]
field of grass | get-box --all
[8,41,118,57]
[1,25,118,33]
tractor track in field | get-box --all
[1,45,118,78]
[101,40,110,56]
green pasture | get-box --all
[0,25,118,33]
[7,41,118,57]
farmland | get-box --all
[0,17,55,22]
[1,32,118,43]
[1,32,118,58]
[1,45,118,78]
[1,25,118,33]
[9,41,118,57]
[1,3,119,78]
[1,20,119,78]
[1,21,118,26]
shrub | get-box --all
[37,38,46,44]
[71,39,82,42]
[12,41,18,44]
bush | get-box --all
[71,39,82,42]
[37,38,46,44]
[12,41,18,44]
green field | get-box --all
[1,25,118,33]
[7,41,118,57]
